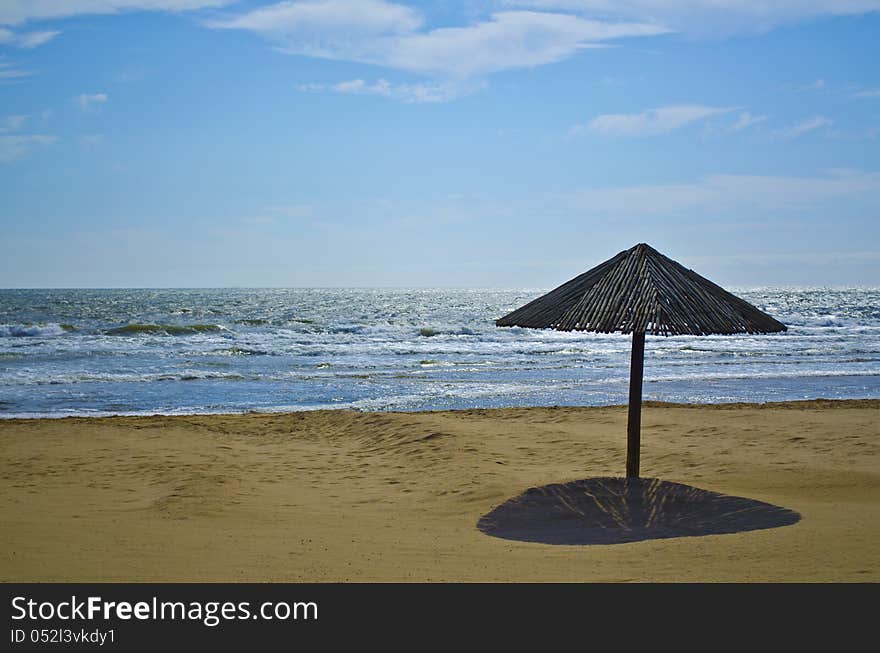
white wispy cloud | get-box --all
[298,77,476,103]
[0,134,57,163]
[334,78,385,93]
[0,58,31,80]
[0,1,231,25]
[0,114,28,132]
[380,11,667,78]
[211,0,422,36]
[600,74,631,86]
[728,111,767,132]
[73,92,109,111]
[18,30,60,47]
[787,80,880,100]
[785,80,880,100]
[115,68,146,83]
[794,78,827,91]
[580,104,734,136]
[502,1,880,36]
[0,110,56,163]
[566,169,880,218]
[209,2,669,78]
[776,115,834,139]
[0,27,59,47]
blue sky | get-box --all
[1,0,879,288]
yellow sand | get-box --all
[1,400,877,582]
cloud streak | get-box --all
[728,111,767,132]
[0,112,57,164]
[0,58,31,80]
[581,104,734,136]
[0,1,231,25]
[210,2,669,78]
[299,77,474,103]
[0,27,59,47]
[212,0,421,35]
[776,115,833,139]
[502,1,880,36]
[0,114,29,132]
[0,134,57,163]
[73,92,109,111]
[566,169,880,218]
[380,11,667,78]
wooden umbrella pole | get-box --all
[626,330,645,478]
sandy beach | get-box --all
[1,400,877,582]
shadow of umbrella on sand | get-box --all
[477,477,801,545]
[486,244,796,544]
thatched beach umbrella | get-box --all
[496,243,786,478]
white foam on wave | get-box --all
[1,370,251,385]
[0,323,68,338]
[643,368,880,384]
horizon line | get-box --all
[2,285,880,292]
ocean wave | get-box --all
[345,382,545,411]
[0,323,71,338]
[327,324,368,334]
[643,369,880,384]
[4,371,250,385]
[211,347,270,356]
[418,326,477,337]
[0,403,349,419]
[781,314,880,328]
[104,323,230,336]
[2,287,879,416]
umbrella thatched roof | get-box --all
[496,243,786,336]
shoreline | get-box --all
[2,400,878,581]
[2,396,878,422]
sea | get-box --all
[0,288,878,418]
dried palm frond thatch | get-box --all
[496,243,786,335]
